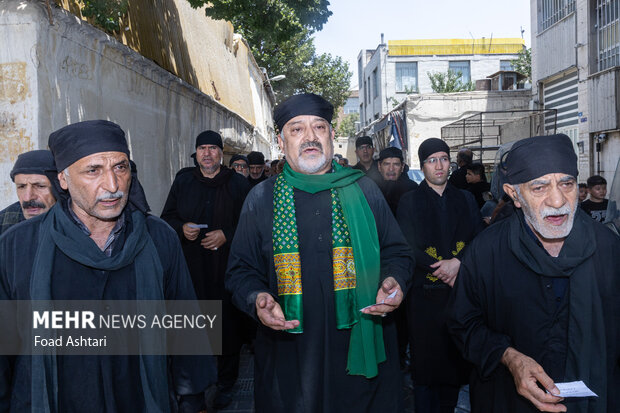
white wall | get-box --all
[404,90,531,168]
[0,2,276,214]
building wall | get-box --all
[534,14,577,81]
[386,54,522,103]
[358,46,387,126]
[0,1,276,214]
[531,0,619,184]
[358,39,524,129]
[401,91,531,168]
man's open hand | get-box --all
[255,292,300,331]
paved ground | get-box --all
[206,345,471,412]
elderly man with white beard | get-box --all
[447,134,619,413]
[226,93,413,412]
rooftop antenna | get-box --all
[469,31,475,54]
[488,32,493,52]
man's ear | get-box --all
[503,183,521,208]
[277,133,285,152]
[58,171,68,191]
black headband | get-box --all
[503,134,578,184]
[48,120,130,171]
[418,138,450,165]
[195,130,223,149]
[274,93,334,131]
[10,150,56,181]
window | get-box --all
[539,0,576,31]
[363,80,368,104]
[596,0,620,71]
[367,76,371,103]
[449,61,471,85]
[373,69,379,98]
[396,62,418,92]
[500,60,514,71]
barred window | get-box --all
[539,0,576,31]
[596,0,620,71]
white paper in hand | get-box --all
[359,290,398,312]
[188,224,209,229]
[551,381,598,398]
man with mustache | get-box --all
[247,151,268,187]
[226,93,414,412]
[397,138,484,413]
[0,150,59,235]
[352,136,382,184]
[161,130,251,409]
[447,134,619,413]
[0,120,215,412]
[377,147,417,216]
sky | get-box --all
[312,0,531,89]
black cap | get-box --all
[418,138,450,165]
[274,93,334,131]
[195,130,223,149]
[10,150,57,181]
[503,134,578,185]
[48,120,130,171]
[378,147,403,162]
[247,151,265,166]
[229,154,248,167]
[356,136,373,149]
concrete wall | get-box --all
[402,90,531,168]
[0,1,276,214]
[534,14,577,82]
[531,0,620,183]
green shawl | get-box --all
[273,161,385,378]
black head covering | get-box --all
[503,134,578,184]
[128,160,151,213]
[356,136,373,149]
[48,120,130,171]
[10,150,56,181]
[10,150,62,201]
[247,151,265,166]
[195,130,223,149]
[418,138,450,165]
[379,147,403,162]
[229,154,248,167]
[273,93,334,131]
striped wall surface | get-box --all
[543,70,579,131]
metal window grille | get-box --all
[539,0,576,31]
[597,0,620,71]
[396,62,418,92]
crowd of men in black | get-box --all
[0,92,617,413]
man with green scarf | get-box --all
[447,134,619,413]
[0,120,214,412]
[226,93,414,412]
